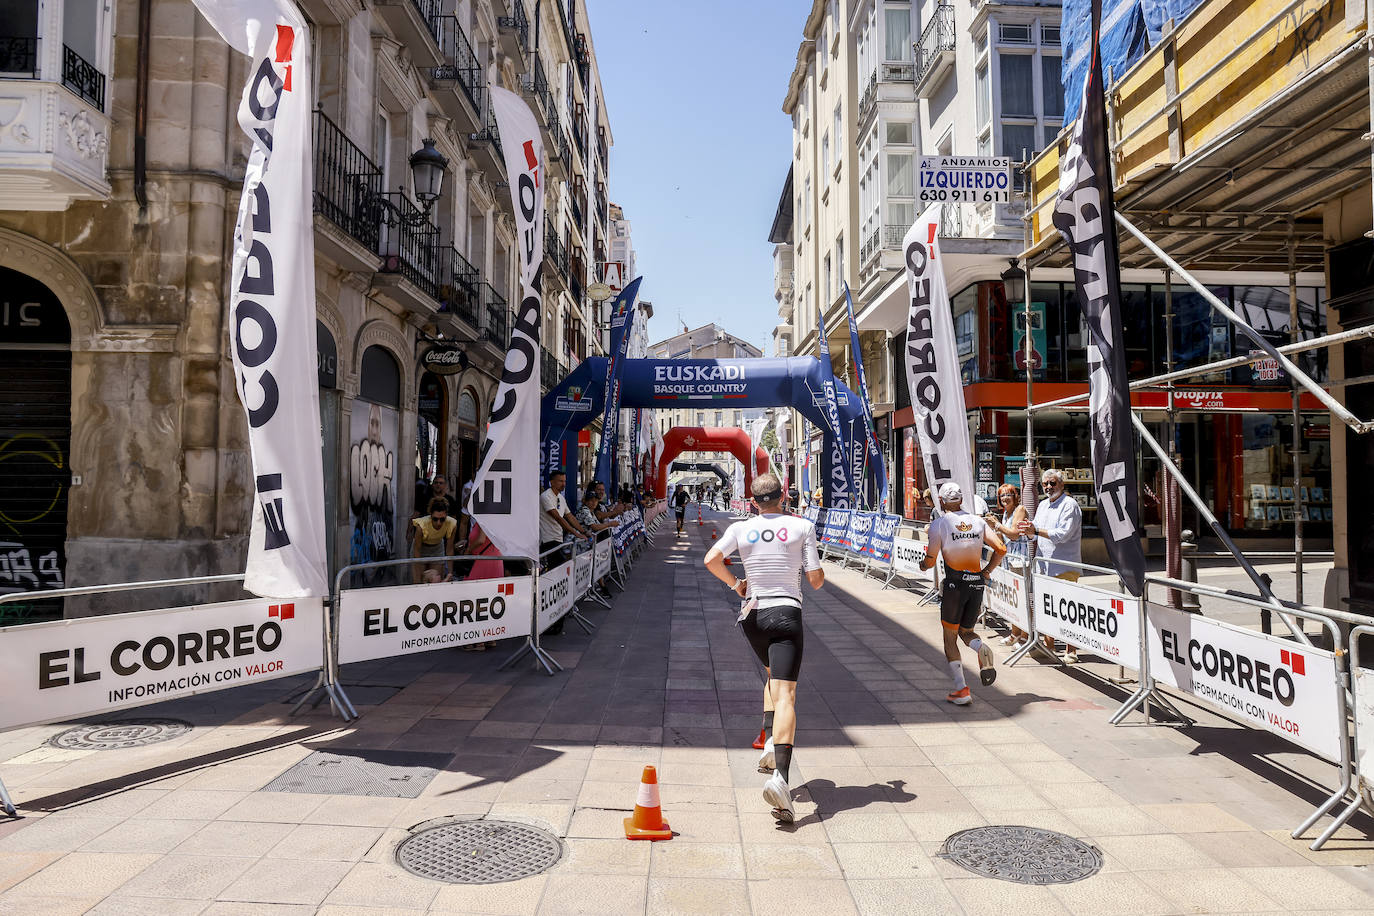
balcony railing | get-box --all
[410,0,444,45]
[572,121,587,162]
[312,109,384,251]
[62,45,104,109]
[471,103,502,159]
[882,60,915,82]
[497,1,528,50]
[437,245,481,327]
[378,193,444,297]
[0,36,38,77]
[431,15,482,111]
[883,224,907,247]
[554,0,576,58]
[481,284,508,346]
[916,3,956,87]
[860,226,881,265]
[541,350,563,390]
[858,72,877,123]
[574,33,589,88]
[544,223,567,276]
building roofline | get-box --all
[767,165,794,244]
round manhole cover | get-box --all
[49,719,193,750]
[396,819,564,884]
[939,825,1103,884]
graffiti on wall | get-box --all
[348,403,397,582]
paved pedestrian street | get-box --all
[1,508,1372,915]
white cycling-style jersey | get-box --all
[926,509,988,571]
[716,513,821,609]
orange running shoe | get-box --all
[946,686,972,706]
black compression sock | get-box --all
[774,743,793,782]
[762,711,774,738]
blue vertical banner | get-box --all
[816,302,855,509]
[844,283,889,508]
[593,277,644,490]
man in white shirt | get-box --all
[704,472,823,824]
[921,482,1006,706]
[1018,467,1084,663]
[539,471,588,567]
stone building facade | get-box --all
[0,0,615,616]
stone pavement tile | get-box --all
[1232,866,1374,909]
[497,778,582,803]
[181,764,286,791]
[4,851,159,897]
[482,803,574,836]
[1046,870,1177,915]
[554,837,651,875]
[831,841,939,879]
[941,762,1021,787]
[960,783,1054,814]
[844,727,917,747]
[0,896,103,915]
[53,788,169,819]
[535,724,600,741]
[0,815,123,852]
[301,795,413,828]
[919,743,998,766]
[81,817,203,853]
[987,741,1067,763]
[137,789,247,821]
[793,765,876,788]
[430,873,547,914]
[658,809,739,842]
[820,810,915,843]
[657,764,733,788]
[646,876,750,915]
[217,855,353,905]
[566,808,629,840]
[174,819,296,857]
[427,706,491,721]
[1062,805,1170,836]
[899,808,989,843]
[746,878,859,916]
[944,876,1072,915]
[880,785,971,815]
[1034,781,1127,808]
[514,753,592,782]
[321,861,441,910]
[267,823,385,861]
[470,720,540,738]
[598,727,663,747]
[575,780,636,809]
[846,877,962,915]
[1178,830,1312,867]
[742,843,842,879]
[1095,832,1220,871]
[114,852,256,900]
[1005,759,1098,784]
[1141,866,1281,912]
[660,745,729,766]
[854,746,932,768]
[1137,801,1255,833]
[649,841,746,878]
[536,874,647,915]
[85,896,208,914]
[220,791,331,823]
[0,851,59,894]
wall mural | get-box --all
[348,402,397,583]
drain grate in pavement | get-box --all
[938,825,1103,885]
[49,719,193,750]
[261,749,451,798]
[396,819,564,884]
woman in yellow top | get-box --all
[411,497,457,582]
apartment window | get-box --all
[886,153,913,196]
[999,23,1032,43]
[886,121,912,144]
[1003,123,1037,163]
[975,65,990,128]
[836,237,844,291]
[1041,24,1061,45]
[820,18,828,72]
[889,201,914,228]
[374,110,391,188]
[1042,56,1064,118]
[833,104,842,151]
[823,255,832,304]
[821,133,830,178]
[999,54,1035,116]
[696,411,705,425]
[804,175,812,224]
[884,5,911,61]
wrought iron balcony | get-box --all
[431,16,482,116]
[497,1,528,57]
[373,0,444,66]
[62,45,104,109]
[882,60,915,82]
[541,350,563,391]
[312,109,384,252]
[915,3,956,92]
[481,284,509,347]
[438,244,481,329]
[544,223,568,279]
[883,224,908,247]
[378,193,444,297]
[469,103,504,175]
[858,72,877,124]
[0,36,38,76]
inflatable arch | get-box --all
[668,460,734,490]
[655,427,769,499]
[541,357,872,509]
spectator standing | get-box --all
[1018,468,1083,663]
[540,471,588,568]
[986,483,1030,647]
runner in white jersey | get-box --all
[920,482,1007,706]
[704,472,823,823]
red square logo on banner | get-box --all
[268,603,296,620]
[1111,599,1124,615]
[1281,649,1305,675]
[497,583,514,596]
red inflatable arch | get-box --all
[654,427,770,499]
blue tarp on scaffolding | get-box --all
[1062,0,1207,122]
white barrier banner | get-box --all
[1354,667,1374,790]
[574,546,594,596]
[1033,575,1141,668]
[594,536,613,579]
[1147,602,1341,762]
[984,564,1029,631]
[0,596,324,731]
[537,559,576,632]
[891,536,931,581]
[337,577,532,663]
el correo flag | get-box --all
[816,303,855,509]
[902,207,976,516]
[593,277,644,490]
[844,283,889,508]
[191,0,327,597]
[467,87,544,561]
[1052,0,1146,596]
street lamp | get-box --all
[409,138,448,209]
[999,258,1025,302]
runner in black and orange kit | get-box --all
[704,472,824,823]
[673,485,691,535]
[920,482,1007,706]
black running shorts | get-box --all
[675,507,686,519]
[741,603,804,681]
[940,569,985,630]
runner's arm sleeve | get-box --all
[802,523,821,571]
[715,524,740,556]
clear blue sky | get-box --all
[586,0,800,354]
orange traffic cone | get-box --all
[624,765,672,841]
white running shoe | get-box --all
[758,737,775,773]
[999,634,1016,647]
[762,771,794,823]
[978,642,997,686]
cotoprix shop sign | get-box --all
[0,597,324,731]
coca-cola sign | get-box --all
[422,344,469,376]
